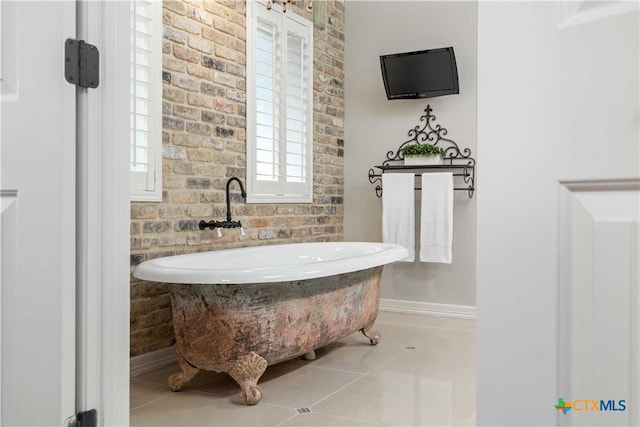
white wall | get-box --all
[344,1,477,307]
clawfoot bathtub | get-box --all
[133,242,407,405]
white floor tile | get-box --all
[312,370,473,427]
[130,380,171,410]
[259,365,363,408]
[279,411,385,426]
[130,317,476,427]
[130,392,294,427]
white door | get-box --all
[477,1,639,426]
[1,1,76,425]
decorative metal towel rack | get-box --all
[368,104,476,198]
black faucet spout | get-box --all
[225,177,246,222]
[199,177,247,235]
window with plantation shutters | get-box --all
[130,0,162,201]
[246,0,313,203]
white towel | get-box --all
[420,173,453,263]
[382,173,415,262]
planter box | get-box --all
[404,155,443,166]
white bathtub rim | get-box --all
[133,241,409,284]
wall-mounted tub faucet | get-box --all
[199,177,247,237]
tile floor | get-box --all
[130,314,475,427]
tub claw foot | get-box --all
[168,351,200,392]
[360,323,381,346]
[228,352,267,405]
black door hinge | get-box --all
[65,409,97,427]
[65,39,99,88]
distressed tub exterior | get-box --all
[133,242,407,405]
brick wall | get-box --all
[130,0,345,357]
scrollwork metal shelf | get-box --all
[368,104,476,198]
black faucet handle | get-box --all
[199,220,218,230]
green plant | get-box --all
[400,143,444,157]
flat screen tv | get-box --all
[380,47,459,100]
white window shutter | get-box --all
[130,0,162,201]
[283,15,312,196]
[246,0,313,203]
[253,15,282,196]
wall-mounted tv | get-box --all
[380,47,459,100]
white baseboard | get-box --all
[130,346,176,377]
[378,298,476,320]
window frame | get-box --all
[130,0,163,202]
[246,0,314,204]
